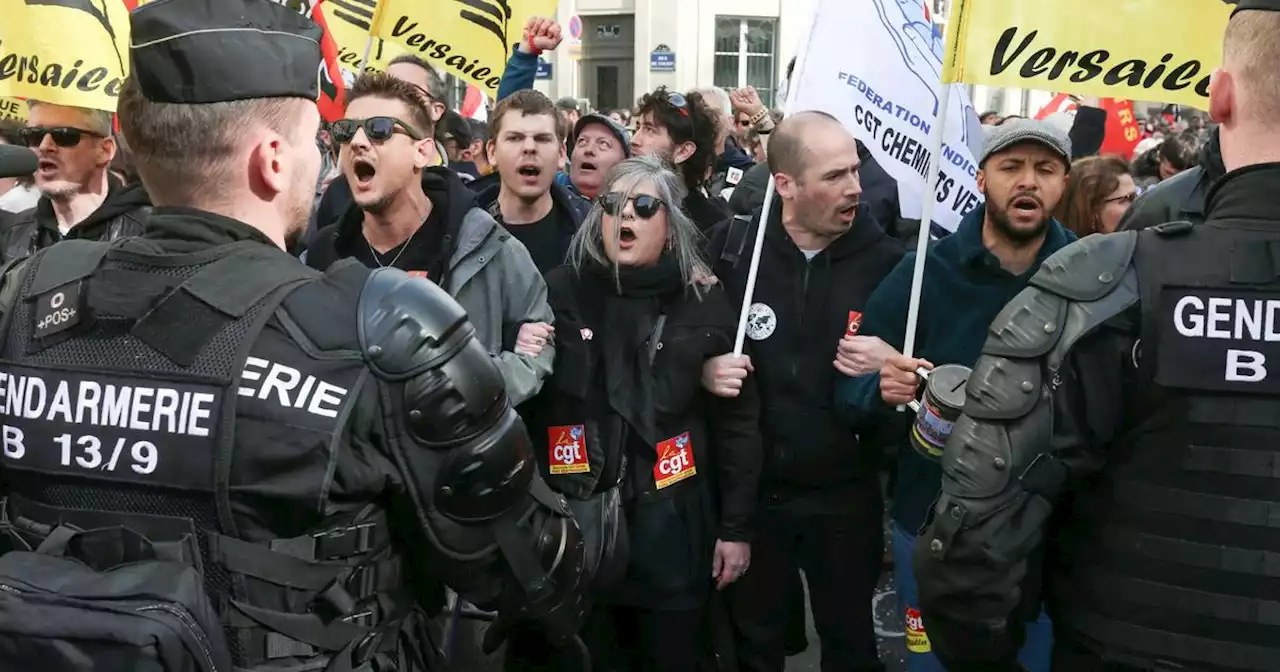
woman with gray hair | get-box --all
[513,155,762,672]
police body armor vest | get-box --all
[1050,225,1280,671]
[0,240,412,671]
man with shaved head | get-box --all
[908,2,1280,670]
[702,110,904,672]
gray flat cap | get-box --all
[980,118,1072,166]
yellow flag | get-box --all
[0,0,133,113]
[371,0,558,96]
[319,0,403,75]
[943,0,1232,109]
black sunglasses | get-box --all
[668,92,690,118]
[599,192,666,219]
[20,126,102,148]
[331,116,422,144]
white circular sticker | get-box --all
[746,302,777,341]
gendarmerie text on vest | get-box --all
[1173,293,1280,381]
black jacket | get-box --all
[1119,128,1226,232]
[474,180,590,269]
[527,268,762,609]
[2,177,150,262]
[684,189,730,233]
[707,201,904,504]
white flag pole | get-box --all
[732,1,822,355]
[357,35,376,72]
[897,80,952,413]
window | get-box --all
[713,17,778,108]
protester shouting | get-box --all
[834,119,1078,672]
[702,111,904,672]
[3,101,151,262]
[515,155,762,672]
[477,90,590,274]
[304,72,553,405]
[569,113,631,201]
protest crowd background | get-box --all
[0,0,1273,671]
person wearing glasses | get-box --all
[0,101,151,262]
[304,72,554,406]
[515,155,761,672]
[631,88,728,232]
[1054,156,1138,237]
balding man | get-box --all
[702,111,904,672]
[3,101,151,261]
[911,2,1280,670]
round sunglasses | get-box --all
[599,192,666,219]
[331,116,422,144]
[19,126,103,148]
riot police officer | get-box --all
[0,1,586,670]
[913,1,1280,670]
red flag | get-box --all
[310,0,347,123]
[1098,98,1141,160]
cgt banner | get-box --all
[943,0,1234,110]
[0,0,133,113]
[369,0,557,97]
[789,0,985,233]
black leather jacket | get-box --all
[1,179,151,262]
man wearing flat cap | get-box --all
[913,1,1280,670]
[0,0,587,670]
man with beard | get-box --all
[915,2,1280,669]
[476,90,589,275]
[305,73,554,406]
[2,101,151,261]
[631,87,728,231]
[0,0,588,669]
[702,112,904,672]
[567,113,631,201]
[832,118,1075,672]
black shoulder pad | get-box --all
[1029,230,1137,302]
[982,285,1067,359]
[1151,220,1194,236]
[963,354,1041,421]
[357,267,473,380]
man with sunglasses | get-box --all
[305,72,554,407]
[632,87,728,232]
[1,101,151,262]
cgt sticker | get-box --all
[846,310,863,337]
[548,425,589,474]
[654,432,696,489]
[905,606,931,653]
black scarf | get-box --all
[581,254,687,447]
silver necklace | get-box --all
[367,226,420,269]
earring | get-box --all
[666,238,674,251]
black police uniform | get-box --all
[912,32,1280,672]
[0,2,587,671]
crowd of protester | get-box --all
[0,12,1228,672]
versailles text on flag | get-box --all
[943,0,1233,110]
[0,0,133,112]
[788,0,985,233]
[370,0,558,95]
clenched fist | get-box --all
[880,353,933,406]
[834,335,897,378]
[701,354,753,398]
[520,17,564,54]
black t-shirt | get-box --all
[350,203,449,281]
[505,210,566,274]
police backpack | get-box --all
[0,523,232,671]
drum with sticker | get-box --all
[909,364,971,461]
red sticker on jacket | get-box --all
[846,311,863,337]
[548,425,589,474]
[654,432,696,489]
